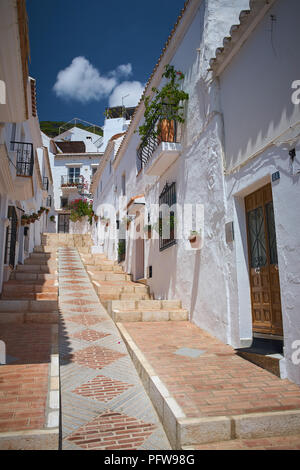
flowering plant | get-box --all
[69,198,94,225]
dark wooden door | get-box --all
[58,214,70,233]
[245,184,283,336]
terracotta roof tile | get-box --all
[55,141,86,154]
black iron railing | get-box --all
[4,206,18,267]
[11,141,34,177]
[61,175,83,188]
[159,182,177,251]
[137,104,179,171]
[43,176,49,191]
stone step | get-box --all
[77,247,91,254]
[0,299,59,312]
[111,308,188,322]
[99,293,151,303]
[34,246,58,253]
[2,282,58,297]
[16,264,57,273]
[0,311,59,324]
[88,271,132,282]
[1,291,58,300]
[237,350,283,378]
[92,281,149,295]
[5,278,57,287]
[11,272,57,281]
[24,258,56,265]
[28,253,55,260]
[107,299,183,315]
[85,264,124,273]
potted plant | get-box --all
[144,224,152,239]
[138,65,189,148]
[21,215,29,226]
[188,230,202,249]
[49,215,55,223]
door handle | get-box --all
[274,264,279,271]
[255,267,261,274]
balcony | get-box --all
[11,141,34,177]
[137,105,182,176]
[61,175,83,192]
[8,141,34,200]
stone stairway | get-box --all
[0,248,59,324]
[79,252,189,323]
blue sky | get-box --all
[27,0,186,127]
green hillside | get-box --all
[40,121,103,138]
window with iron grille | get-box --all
[159,182,176,251]
[4,206,18,267]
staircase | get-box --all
[79,252,189,323]
[0,247,59,324]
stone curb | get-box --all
[117,323,300,449]
[0,429,59,450]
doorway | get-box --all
[58,214,70,233]
[245,183,283,336]
[135,213,145,281]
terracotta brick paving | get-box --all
[0,324,52,432]
[122,321,300,418]
[66,411,156,450]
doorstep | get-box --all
[117,321,300,449]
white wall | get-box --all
[220,0,300,172]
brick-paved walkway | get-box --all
[0,324,52,432]
[122,322,300,419]
[58,248,171,450]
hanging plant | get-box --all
[138,65,189,147]
[49,215,55,223]
[21,215,29,226]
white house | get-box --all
[91,0,300,385]
[0,0,54,291]
[44,124,102,233]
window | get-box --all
[10,123,16,150]
[61,197,68,209]
[122,173,126,196]
[159,182,176,251]
[68,167,80,183]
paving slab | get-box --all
[58,247,171,450]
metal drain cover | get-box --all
[174,348,206,358]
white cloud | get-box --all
[115,63,132,78]
[53,57,135,104]
[109,81,145,108]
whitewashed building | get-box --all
[92,0,300,385]
[44,124,102,233]
[0,0,54,291]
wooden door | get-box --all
[245,184,283,336]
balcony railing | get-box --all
[137,105,179,171]
[61,175,83,188]
[11,141,34,177]
[43,176,49,191]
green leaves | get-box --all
[138,65,189,146]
